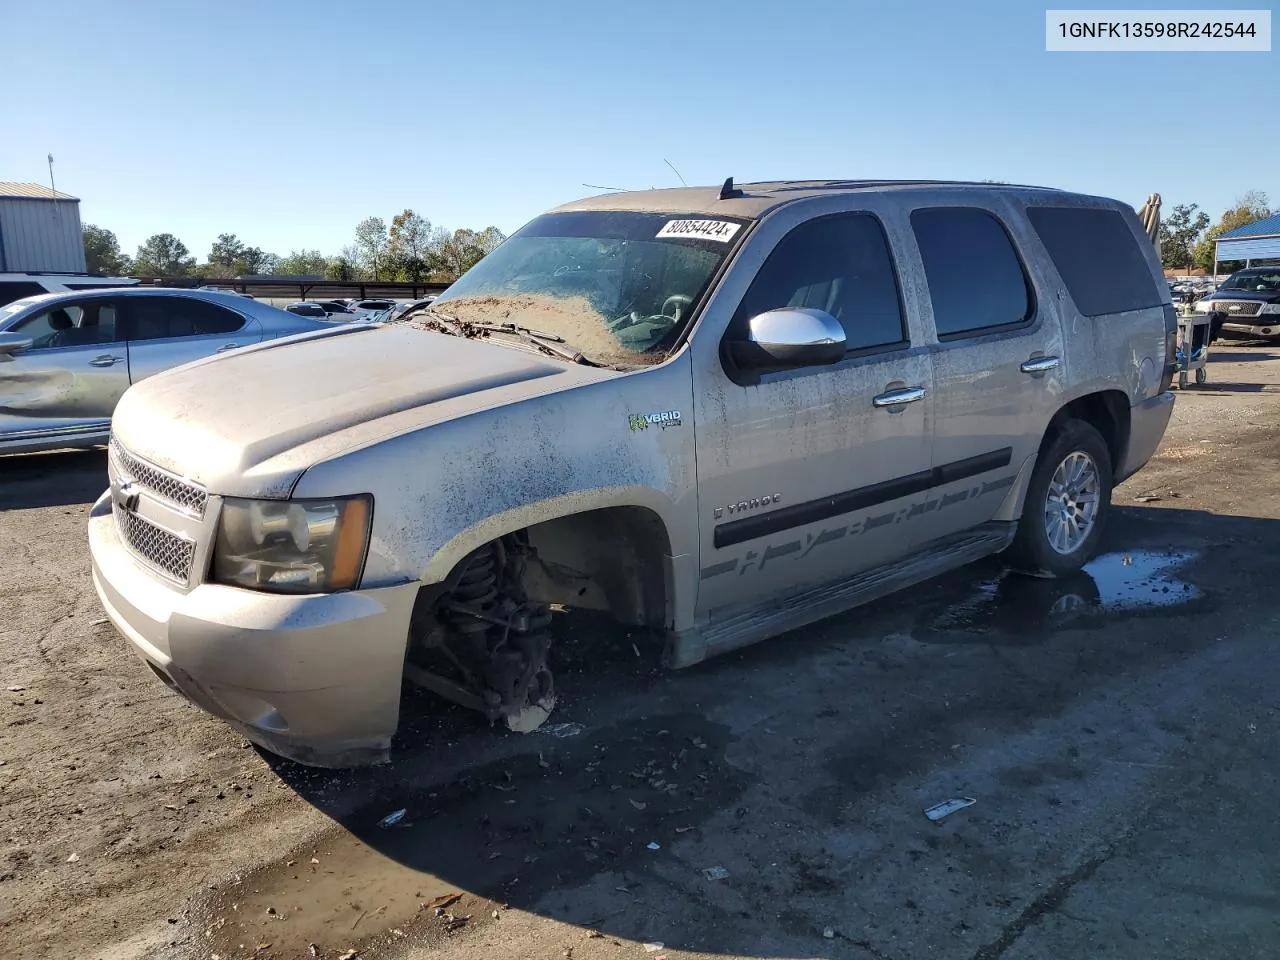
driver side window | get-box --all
[733,213,907,353]
[13,301,120,349]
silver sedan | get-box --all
[0,288,330,454]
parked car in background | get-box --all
[88,179,1175,767]
[0,271,139,308]
[284,302,332,320]
[1194,267,1280,338]
[312,300,356,317]
[0,288,330,454]
[348,298,398,317]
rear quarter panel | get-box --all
[1012,197,1169,408]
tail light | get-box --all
[1158,304,1178,393]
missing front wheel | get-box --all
[406,536,558,731]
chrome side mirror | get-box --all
[729,308,847,369]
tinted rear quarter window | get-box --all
[911,207,1032,338]
[1025,206,1162,317]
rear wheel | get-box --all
[1003,420,1113,578]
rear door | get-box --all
[906,203,1066,543]
[122,296,262,384]
[0,297,129,441]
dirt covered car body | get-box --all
[88,180,1175,766]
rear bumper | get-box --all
[87,490,421,767]
[1117,391,1174,483]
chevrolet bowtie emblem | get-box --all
[112,478,141,512]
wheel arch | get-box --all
[420,490,682,629]
[994,389,1131,522]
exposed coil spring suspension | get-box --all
[447,542,501,643]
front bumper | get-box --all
[87,491,421,767]
[1221,320,1280,337]
[1117,391,1175,483]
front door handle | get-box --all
[215,342,241,353]
[1020,355,1061,374]
[89,354,124,367]
[872,386,927,408]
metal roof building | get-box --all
[1214,212,1280,270]
[0,182,86,273]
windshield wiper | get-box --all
[469,321,566,343]
[504,329,597,366]
[410,310,596,365]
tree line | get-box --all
[1158,190,1273,274]
[82,209,507,283]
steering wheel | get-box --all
[661,294,692,320]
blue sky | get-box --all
[3,0,1275,261]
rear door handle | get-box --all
[89,354,124,367]
[872,386,927,408]
[215,342,241,353]
[1020,355,1061,374]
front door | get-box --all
[122,295,262,384]
[691,206,935,619]
[904,203,1066,544]
[0,297,129,443]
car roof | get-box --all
[3,286,297,316]
[550,179,1079,219]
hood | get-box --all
[111,324,606,497]
[1209,289,1280,303]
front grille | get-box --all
[1214,300,1263,318]
[109,440,208,517]
[114,503,195,583]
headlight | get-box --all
[212,495,372,593]
[1261,303,1280,315]
[1194,300,1213,313]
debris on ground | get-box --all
[537,722,585,738]
[424,893,463,911]
[89,617,108,626]
[702,866,730,881]
[643,943,665,953]
[823,926,836,939]
[646,841,661,850]
[630,799,647,810]
[924,797,977,821]
[377,808,408,828]
[66,852,80,863]
[7,686,25,692]
[338,950,359,960]
[1134,495,1162,503]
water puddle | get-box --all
[921,550,1202,641]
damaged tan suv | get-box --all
[88,180,1177,766]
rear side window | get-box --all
[911,207,1032,338]
[734,213,907,352]
[124,296,246,341]
[1026,206,1162,317]
[0,281,47,307]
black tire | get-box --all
[1003,419,1113,578]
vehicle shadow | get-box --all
[1208,350,1280,363]
[1185,381,1280,394]
[0,448,108,511]
[246,505,1278,958]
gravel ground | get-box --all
[3,342,1280,960]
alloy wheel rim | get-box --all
[1043,451,1100,555]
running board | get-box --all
[666,522,1016,668]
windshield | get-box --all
[1221,271,1280,292]
[428,211,748,365]
[0,296,49,328]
